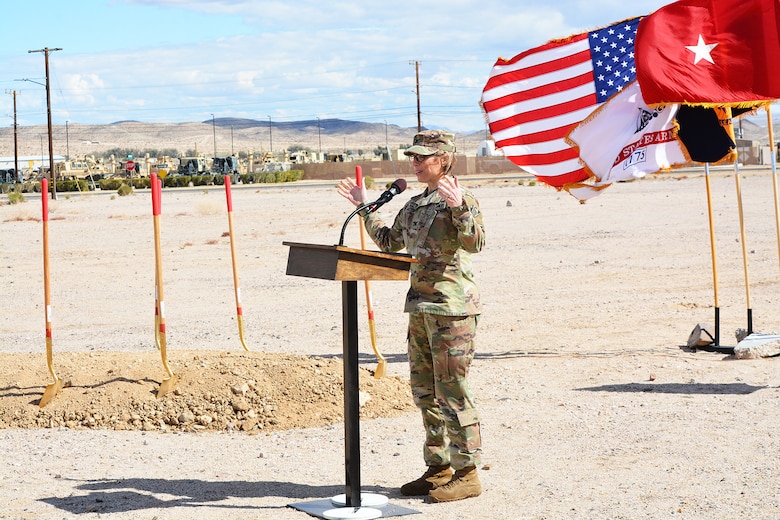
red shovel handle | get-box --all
[224,175,233,212]
[355,165,363,188]
[156,177,162,215]
[151,174,159,216]
[41,179,48,221]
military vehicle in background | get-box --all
[56,156,111,189]
[178,156,208,175]
[211,156,239,175]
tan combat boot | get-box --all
[427,465,481,502]
[400,464,453,496]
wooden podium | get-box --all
[284,242,415,517]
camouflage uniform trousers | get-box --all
[407,312,482,470]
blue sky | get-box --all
[1,0,674,132]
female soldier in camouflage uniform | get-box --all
[337,130,485,503]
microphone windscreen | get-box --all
[393,178,407,193]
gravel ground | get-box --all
[1,171,778,519]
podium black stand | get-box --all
[284,242,416,519]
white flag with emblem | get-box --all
[565,80,689,201]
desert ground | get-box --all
[0,167,778,519]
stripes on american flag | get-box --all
[481,17,641,189]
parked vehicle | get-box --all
[211,156,239,174]
[0,168,19,183]
[178,156,207,175]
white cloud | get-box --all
[1,0,674,132]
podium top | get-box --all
[283,241,416,281]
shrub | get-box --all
[117,184,133,196]
[190,175,212,186]
[213,174,232,186]
[99,179,125,191]
[56,180,88,192]
[7,191,25,204]
[10,182,34,193]
[19,179,87,193]
[132,177,151,189]
[253,170,304,184]
[164,175,192,188]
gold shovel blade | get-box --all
[39,378,62,408]
[157,374,179,398]
[373,360,387,379]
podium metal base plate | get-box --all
[288,498,419,519]
[331,492,389,508]
[323,506,382,519]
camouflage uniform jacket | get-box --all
[361,187,484,316]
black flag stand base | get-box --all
[687,309,735,355]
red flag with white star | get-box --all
[635,0,780,106]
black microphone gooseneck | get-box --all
[338,203,368,246]
[337,179,407,246]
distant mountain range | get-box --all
[1,114,775,160]
[0,118,488,158]
[109,117,398,134]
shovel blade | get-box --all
[157,374,179,398]
[39,378,62,408]
[373,360,387,379]
[237,316,250,351]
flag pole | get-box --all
[767,105,780,276]
[704,162,721,345]
[734,167,753,335]
[726,107,753,335]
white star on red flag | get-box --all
[685,34,718,64]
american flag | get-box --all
[481,17,642,190]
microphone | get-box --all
[365,178,407,213]
[338,178,407,246]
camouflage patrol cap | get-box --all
[404,130,456,156]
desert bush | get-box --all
[56,180,89,192]
[190,175,215,186]
[132,177,151,189]
[7,190,25,204]
[99,179,125,191]
[164,175,192,188]
[235,170,301,184]
[212,174,235,186]
[10,182,35,193]
[117,184,133,196]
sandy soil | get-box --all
[0,169,778,519]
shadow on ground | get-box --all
[40,477,396,515]
[576,382,767,394]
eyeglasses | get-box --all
[409,153,433,163]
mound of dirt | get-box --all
[0,350,414,433]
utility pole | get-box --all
[211,114,217,168]
[317,117,322,158]
[267,115,273,154]
[5,90,19,182]
[65,120,69,160]
[28,47,62,200]
[410,60,421,132]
